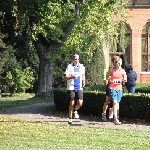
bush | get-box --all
[54,89,150,121]
[135,82,150,93]
[84,82,150,94]
[54,82,150,120]
[3,67,35,95]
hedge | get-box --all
[54,89,150,121]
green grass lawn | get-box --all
[0,93,52,110]
[0,93,149,150]
[0,117,149,150]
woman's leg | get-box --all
[103,96,110,114]
[117,102,119,119]
[113,100,118,122]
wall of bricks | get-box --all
[128,0,150,5]
[105,7,150,82]
[140,73,150,82]
[126,8,150,82]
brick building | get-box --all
[104,0,150,82]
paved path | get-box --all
[0,102,150,132]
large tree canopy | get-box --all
[3,0,127,96]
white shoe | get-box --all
[109,108,113,119]
[114,119,121,125]
[74,111,79,119]
[68,118,72,125]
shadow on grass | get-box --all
[0,94,53,111]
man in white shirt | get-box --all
[64,54,85,125]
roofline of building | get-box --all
[127,5,150,9]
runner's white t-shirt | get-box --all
[64,63,85,90]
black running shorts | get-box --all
[106,84,109,97]
[67,90,83,101]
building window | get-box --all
[141,22,150,72]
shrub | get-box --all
[54,89,150,121]
[3,67,35,95]
[135,82,150,93]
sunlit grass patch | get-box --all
[0,116,149,150]
[0,93,53,110]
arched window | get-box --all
[109,22,131,69]
[141,22,150,72]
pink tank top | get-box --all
[108,67,125,90]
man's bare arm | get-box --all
[82,74,85,87]
[64,74,78,80]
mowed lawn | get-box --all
[0,93,149,150]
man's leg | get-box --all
[68,90,75,125]
[69,100,75,119]
[74,99,83,110]
[74,90,83,119]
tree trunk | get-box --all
[33,3,80,97]
[34,37,56,97]
[36,54,53,97]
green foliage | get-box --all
[54,89,150,121]
[52,48,105,88]
[1,0,128,94]
[3,67,35,95]
[14,0,128,56]
[0,46,21,88]
[84,84,106,92]
[0,45,39,94]
[83,82,150,93]
[0,46,21,70]
[0,2,39,93]
[52,54,70,88]
[49,1,127,88]
[82,48,105,85]
[15,0,76,41]
[59,0,128,57]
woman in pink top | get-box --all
[102,55,120,122]
[107,57,127,125]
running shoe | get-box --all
[109,108,113,119]
[74,111,80,119]
[114,119,121,125]
[102,113,107,122]
[68,118,72,125]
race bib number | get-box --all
[113,79,121,84]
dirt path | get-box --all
[0,102,150,132]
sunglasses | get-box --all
[74,59,79,60]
